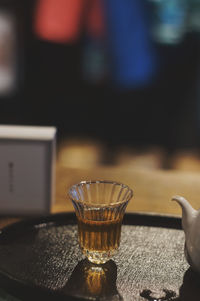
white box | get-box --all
[0,125,56,215]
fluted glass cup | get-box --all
[68,180,133,264]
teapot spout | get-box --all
[172,195,197,234]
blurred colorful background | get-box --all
[1,0,200,171]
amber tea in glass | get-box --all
[68,180,133,264]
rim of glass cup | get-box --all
[68,180,133,207]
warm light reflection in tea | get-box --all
[77,210,122,264]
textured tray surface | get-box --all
[0,213,196,301]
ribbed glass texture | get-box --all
[68,181,133,264]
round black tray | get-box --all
[0,212,196,301]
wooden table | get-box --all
[1,165,200,228]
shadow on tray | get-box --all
[0,259,122,301]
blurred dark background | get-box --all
[1,0,200,169]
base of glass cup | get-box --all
[83,249,117,264]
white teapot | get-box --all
[172,195,200,273]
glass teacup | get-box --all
[68,180,133,264]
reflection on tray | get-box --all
[63,259,122,300]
